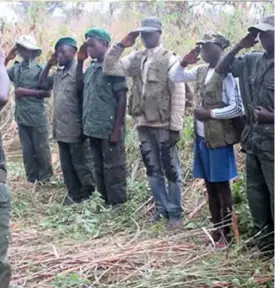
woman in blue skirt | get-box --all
[169,33,244,248]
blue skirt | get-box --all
[193,136,237,183]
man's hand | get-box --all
[6,46,17,62]
[194,108,211,121]
[254,106,274,124]
[109,129,121,145]
[15,87,28,98]
[119,32,140,48]
[47,52,58,67]
[77,43,88,61]
[238,32,258,49]
[170,130,181,146]
[180,46,200,67]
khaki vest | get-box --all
[128,47,174,123]
[195,66,240,148]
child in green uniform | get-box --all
[5,35,53,183]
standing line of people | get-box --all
[0,15,274,286]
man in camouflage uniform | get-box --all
[40,37,95,204]
[77,28,128,205]
[5,35,53,183]
[0,45,11,288]
[216,15,274,252]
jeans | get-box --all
[138,127,182,219]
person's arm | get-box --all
[254,106,274,124]
[215,32,258,76]
[109,77,128,144]
[211,74,244,119]
[169,47,200,82]
[4,46,17,67]
[39,53,56,90]
[168,55,186,133]
[76,43,89,91]
[15,88,50,98]
[103,31,140,77]
[169,62,198,82]
[0,47,10,107]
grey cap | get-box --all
[135,16,162,33]
[197,32,230,50]
[248,15,274,32]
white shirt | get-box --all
[169,62,244,137]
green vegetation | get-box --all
[3,1,274,287]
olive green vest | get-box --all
[195,66,240,148]
[128,47,174,123]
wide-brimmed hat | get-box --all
[16,35,42,56]
[134,17,162,33]
[248,15,274,32]
[197,33,230,50]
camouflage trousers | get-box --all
[0,183,11,288]
[246,152,274,251]
[18,125,53,183]
[89,137,127,205]
[58,141,95,202]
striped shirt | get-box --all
[169,62,244,137]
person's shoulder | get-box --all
[240,51,263,63]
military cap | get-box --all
[16,35,42,57]
[85,28,111,43]
[54,37,77,50]
[197,33,230,50]
[134,16,162,33]
[248,15,274,32]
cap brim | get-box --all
[134,27,160,33]
[248,23,274,32]
[16,42,42,54]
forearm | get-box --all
[103,45,131,77]
[76,60,84,90]
[39,64,51,89]
[169,62,197,82]
[22,89,51,98]
[0,59,10,106]
[113,91,126,132]
[215,44,243,74]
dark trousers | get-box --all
[89,137,127,205]
[138,127,182,219]
[246,153,274,251]
[18,125,53,183]
[58,140,95,202]
[0,183,11,288]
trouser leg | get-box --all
[70,140,95,200]
[58,142,81,201]
[90,138,107,202]
[0,183,11,288]
[18,125,38,182]
[158,129,182,219]
[246,153,273,251]
[32,125,53,182]
[138,127,168,218]
[101,138,127,205]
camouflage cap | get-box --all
[134,16,162,33]
[248,15,274,32]
[196,33,230,50]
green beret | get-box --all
[55,37,77,51]
[85,28,111,43]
